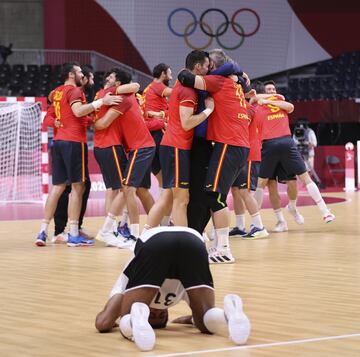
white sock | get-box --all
[306,182,329,215]
[288,199,297,210]
[160,216,171,226]
[215,227,230,250]
[130,223,140,238]
[203,308,228,336]
[235,214,245,230]
[274,209,285,222]
[69,221,79,236]
[251,212,263,229]
[119,314,133,340]
[120,209,129,225]
[39,220,49,234]
[102,214,116,232]
[254,188,264,208]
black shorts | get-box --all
[52,140,88,185]
[94,145,127,190]
[259,136,307,179]
[124,227,214,291]
[160,145,190,189]
[232,161,261,191]
[205,143,249,195]
[123,146,155,189]
[270,163,296,183]
[150,130,164,176]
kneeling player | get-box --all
[95,226,251,351]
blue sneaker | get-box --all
[118,222,131,238]
[67,233,94,247]
[229,227,247,237]
[243,226,269,240]
[35,231,47,246]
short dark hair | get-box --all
[109,68,132,84]
[152,63,170,79]
[263,80,276,87]
[61,62,81,82]
[185,50,209,70]
[82,65,93,79]
[253,80,265,94]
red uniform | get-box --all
[246,102,261,162]
[49,85,87,143]
[161,80,197,150]
[201,75,250,148]
[111,94,155,152]
[255,95,291,141]
[93,87,122,148]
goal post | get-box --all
[0,97,48,203]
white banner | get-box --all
[96,0,330,78]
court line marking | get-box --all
[149,332,360,357]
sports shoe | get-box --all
[244,226,270,239]
[323,212,335,223]
[229,227,247,237]
[118,235,137,249]
[51,232,68,244]
[96,230,123,247]
[118,222,131,238]
[272,221,288,233]
[130,302,156,351]
[208,248,235,264]
[224,294,251,345]
[35,231,47,247]
[286,205,305,225]
[67,233,94,247]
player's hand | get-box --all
[172,315,193,325]
[205,97,215,111]
[245,89,256,98]
[229,74,238,82]
[103,92,123,106]
[242,72,250,86]
[54,118,62,128]
[257,98,268,105]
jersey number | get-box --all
[235,85,246,109]
[154,292,176,306]
[54,101,61,120]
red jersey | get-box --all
[93,87,122,148]
[161,81,197,150]
[255,95,291,141]
[143,80,169,132]
[201,75,249,147]
[111,94,155,151]
[49,84,87,143]
[246,102,261,161]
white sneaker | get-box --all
[286,205,305,225]
[323,212,335,223]
[223,294,251,345]
[51,232,68,244]
[95,230,122,247]
[117,235,137,250]
[130,302,156,352]
[208,248,235,264]
[272,221,288,232]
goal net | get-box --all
[0,101,43,202]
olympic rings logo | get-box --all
[167,8,260,51]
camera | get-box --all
[293,122,309,159]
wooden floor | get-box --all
[1,191,360,357]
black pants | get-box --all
[54,177,91,235]
[187,137,213,234]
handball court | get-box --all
[0,190,360,356]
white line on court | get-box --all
[150,332,360,357]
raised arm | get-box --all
[258,98,294,113]
[180,97,214,131]
[116,82,140,94]
[93,109,119,130]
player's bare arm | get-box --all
[180,97,214,131]
[71,92,123,118]
[116,82,140,94]
[257,98,294,113]
[93,108,119,130]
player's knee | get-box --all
[95,313,114,333]
[206,192,227,212]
